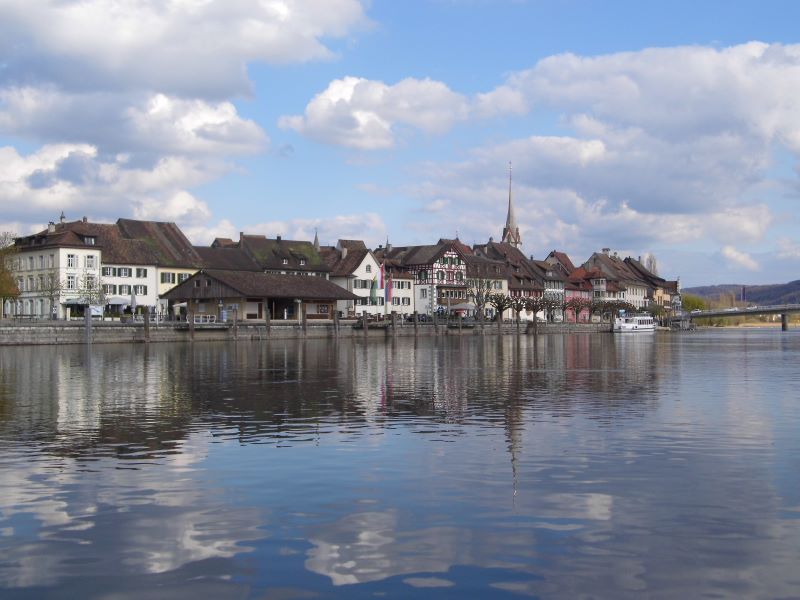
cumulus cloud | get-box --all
[721,246,760,271]
[0,0,369,97]
[247,212,388,247]
[280,76,470,149]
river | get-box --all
[1,329,798,598]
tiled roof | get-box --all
[241,235,330,273]
[162,269,358,301]
[319,241,372,277]
[116,219,202,268]
[194,246,260,271]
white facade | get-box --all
[156,267,197,311]
[101,264,159,310]
[11,246,101,319]
[410,249,467,315]
[385,276,414,316]
[346,253,386,317]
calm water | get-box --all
[1,330,799,599]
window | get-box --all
[300,259,307,266]
[392,297,400,306]
[136,268,148,278]
[84,236,96,245]
[86,275,96,290]
[67,254,77,268]
[366,264,372,273]
[447,271,454,281]
[85,255,96,269]
[27,276,34,291]
[102,267,115,277]
[205,279,212,286]
[160,272,176,284]
[134,285,147,295]
[66,275,76,290]
[421,288,428,299]
[48,254,54,268]
[179,272,190,282]
[37,275,43,290]
[282,258,288,265]
[17,277,24,292]
[402,297,411,306]
[118,267,131,278]
[317,304,329,314]
[194,280,201,287]
[38,256,44,269]
[437,270,445,281]
[118,285,131,295]
[103,284,117,295]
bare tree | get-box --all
[39,271,63,319]
[0,232,19,315]
[510,296,526,332]
[79,270,105,307]
[487,293,513,330]
[466,278,494,322]
[645,253,659,276]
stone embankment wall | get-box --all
[0,320,611,346]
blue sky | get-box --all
[2,1,800,286]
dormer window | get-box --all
[282,258,288,265]
[300,259,306,266]
[84,236,96,245]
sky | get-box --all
[1,0,800,287]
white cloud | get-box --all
[248,212,388,247]
[721,245,760,271]
[777,238,800,260]
[0,0,369,97]
[280,76,470,149]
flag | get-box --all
[370,276,377,305]
[379,263,385,289]
[385,274,393,303]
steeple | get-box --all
[313,228,320,251]
[501,162,522,249]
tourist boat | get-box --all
[613,314,656,333]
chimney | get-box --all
[82,216,88,223]
[47,222,56,233]
[276,235,281,242]
[638,255,642,263]
[602,248,610,255]
[386,242,392,253]
[341,246,348,259]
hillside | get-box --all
[683,280,800,305]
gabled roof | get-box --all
[546,250,576,275]
[319,241,372,278]
[162,269,357,301]
[240,235,330,273]
[116,219,202,268]
[194,246,260,271]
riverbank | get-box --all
[0,319,612,346]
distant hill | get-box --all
[683,280,800,305]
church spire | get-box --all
[501,162,522,249]
[313,228,320,251]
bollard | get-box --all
[144,311,150,343]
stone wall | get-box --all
[0,319,611,346]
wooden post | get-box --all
[301,303,307,336]
[265,302,271,338]
[188,311,195,341]
[782,313,789,331]
[333,310,339,336]
[458,314,463,334]
[390,311,397,336]
[233,307,238,340]
[144,310,150,343]
[84,308,92,345]
[362,313,369,339]
[413,311,419,335]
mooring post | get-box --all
[782,313,789,331]
[188,312,195,341]
[144,310,150,343]
[458,314,463,334]
[265,308,271,338]
[362,313,369,339]
[390,311,397,336]
[84,308,92,345]
[233,307,239,340]
[333,310,339,337]
[301,304,307,337]
[413,311,419,335]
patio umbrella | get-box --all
[130,289,137,313]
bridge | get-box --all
[670,304,800,331]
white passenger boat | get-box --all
[613,314,656,333]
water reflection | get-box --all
[0,331,798,598]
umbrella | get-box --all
[130,289,137,313]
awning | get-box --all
[449,302,476,311]
[63,297,90,305]
[106,296,129,306]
